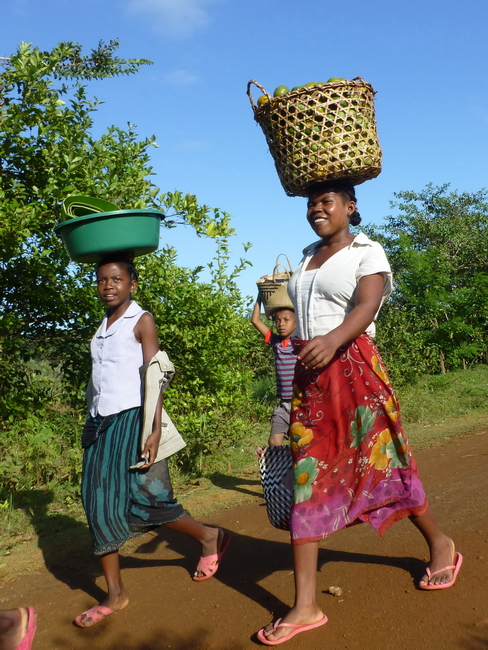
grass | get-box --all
[1,365,487,577]
[396,365,488,449]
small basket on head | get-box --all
[256,254,294,318]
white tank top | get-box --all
[88,301,146,417]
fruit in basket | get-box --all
[274,85,290,97]
[257,95,269,107]
[327,77,348,83]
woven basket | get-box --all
[247,78,382,196]
[256,254,294,316]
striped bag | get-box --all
[258,445,293,530]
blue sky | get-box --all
[2,0,488,300]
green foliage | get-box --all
[397,364,488,425]
[133,245,269,472]
[0,40,237,344]
[0,40,270,491]
[369,184,488,380]
[0,412,83,493]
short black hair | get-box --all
[271,307,295,320]
[306,179,361,225]
[96,252,138,282]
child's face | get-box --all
[96,262,136,309]
[273,310,296,338]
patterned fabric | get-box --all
[264,330,298,400]
[289,334,427,545]
[82,407,185,555]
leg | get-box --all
[165,515,229,579]
[260,541,325,643]
[99,550,129,610]
[269,432,285,446]
[409,503,458,587]
[75,550,129,628]
[0,609,28,650]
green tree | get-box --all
[0,41,238,410]
[0,41,266,480]
[370,184,488,380]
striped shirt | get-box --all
[264,330,298,401]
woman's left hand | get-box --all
[139,430,161,469]
[297,334,340,369]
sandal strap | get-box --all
[426,564,455,579]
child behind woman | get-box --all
[75,253,230,628]
[251,297,297,446]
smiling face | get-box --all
[306,190,356,242]
[96,262,136,310]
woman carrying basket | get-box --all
[257,180,462,645]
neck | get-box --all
[321,230,354,247]
[107,299,132,323]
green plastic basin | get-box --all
[54,209,162,263]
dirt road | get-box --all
[1,432,487,650]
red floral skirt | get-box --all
[290,334,427,545]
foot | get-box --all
[0,608,29,650]
[419,535,458,588]
[193,528,230,580]
[75,594,129,628]
[259,606,325,644]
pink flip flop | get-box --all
[192,533,231,582]
[419,551,463,590]
[257,614,328,646]
[74,604,114,628]
[16,607,37,650]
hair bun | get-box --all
[349,210,361,226]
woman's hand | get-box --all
[139,430,161,469]
[297,333,340,369]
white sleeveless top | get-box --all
[87,300,146,417]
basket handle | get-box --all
[247,79,271,111]
[272,265,291,281]
[274,253,293,274]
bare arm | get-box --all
[251,295,270,337]
[298,273,385,369]
[134,312,162,467]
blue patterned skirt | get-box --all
[81,407,185,555]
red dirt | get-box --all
[1,432,487,650]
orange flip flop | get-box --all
[74,605,114,627]
[257,614,328,645]
[419,551,463,590]
[16,607,37,650]
[193,533,231,581]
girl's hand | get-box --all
[297,333,340,369]
[139,430,161,469]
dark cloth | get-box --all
[81,412,117,448]
[81,407,185,555]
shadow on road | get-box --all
[134,521,426,621]
[65,626,251,650]
[18,485,427,624]
[207,471,263,498]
